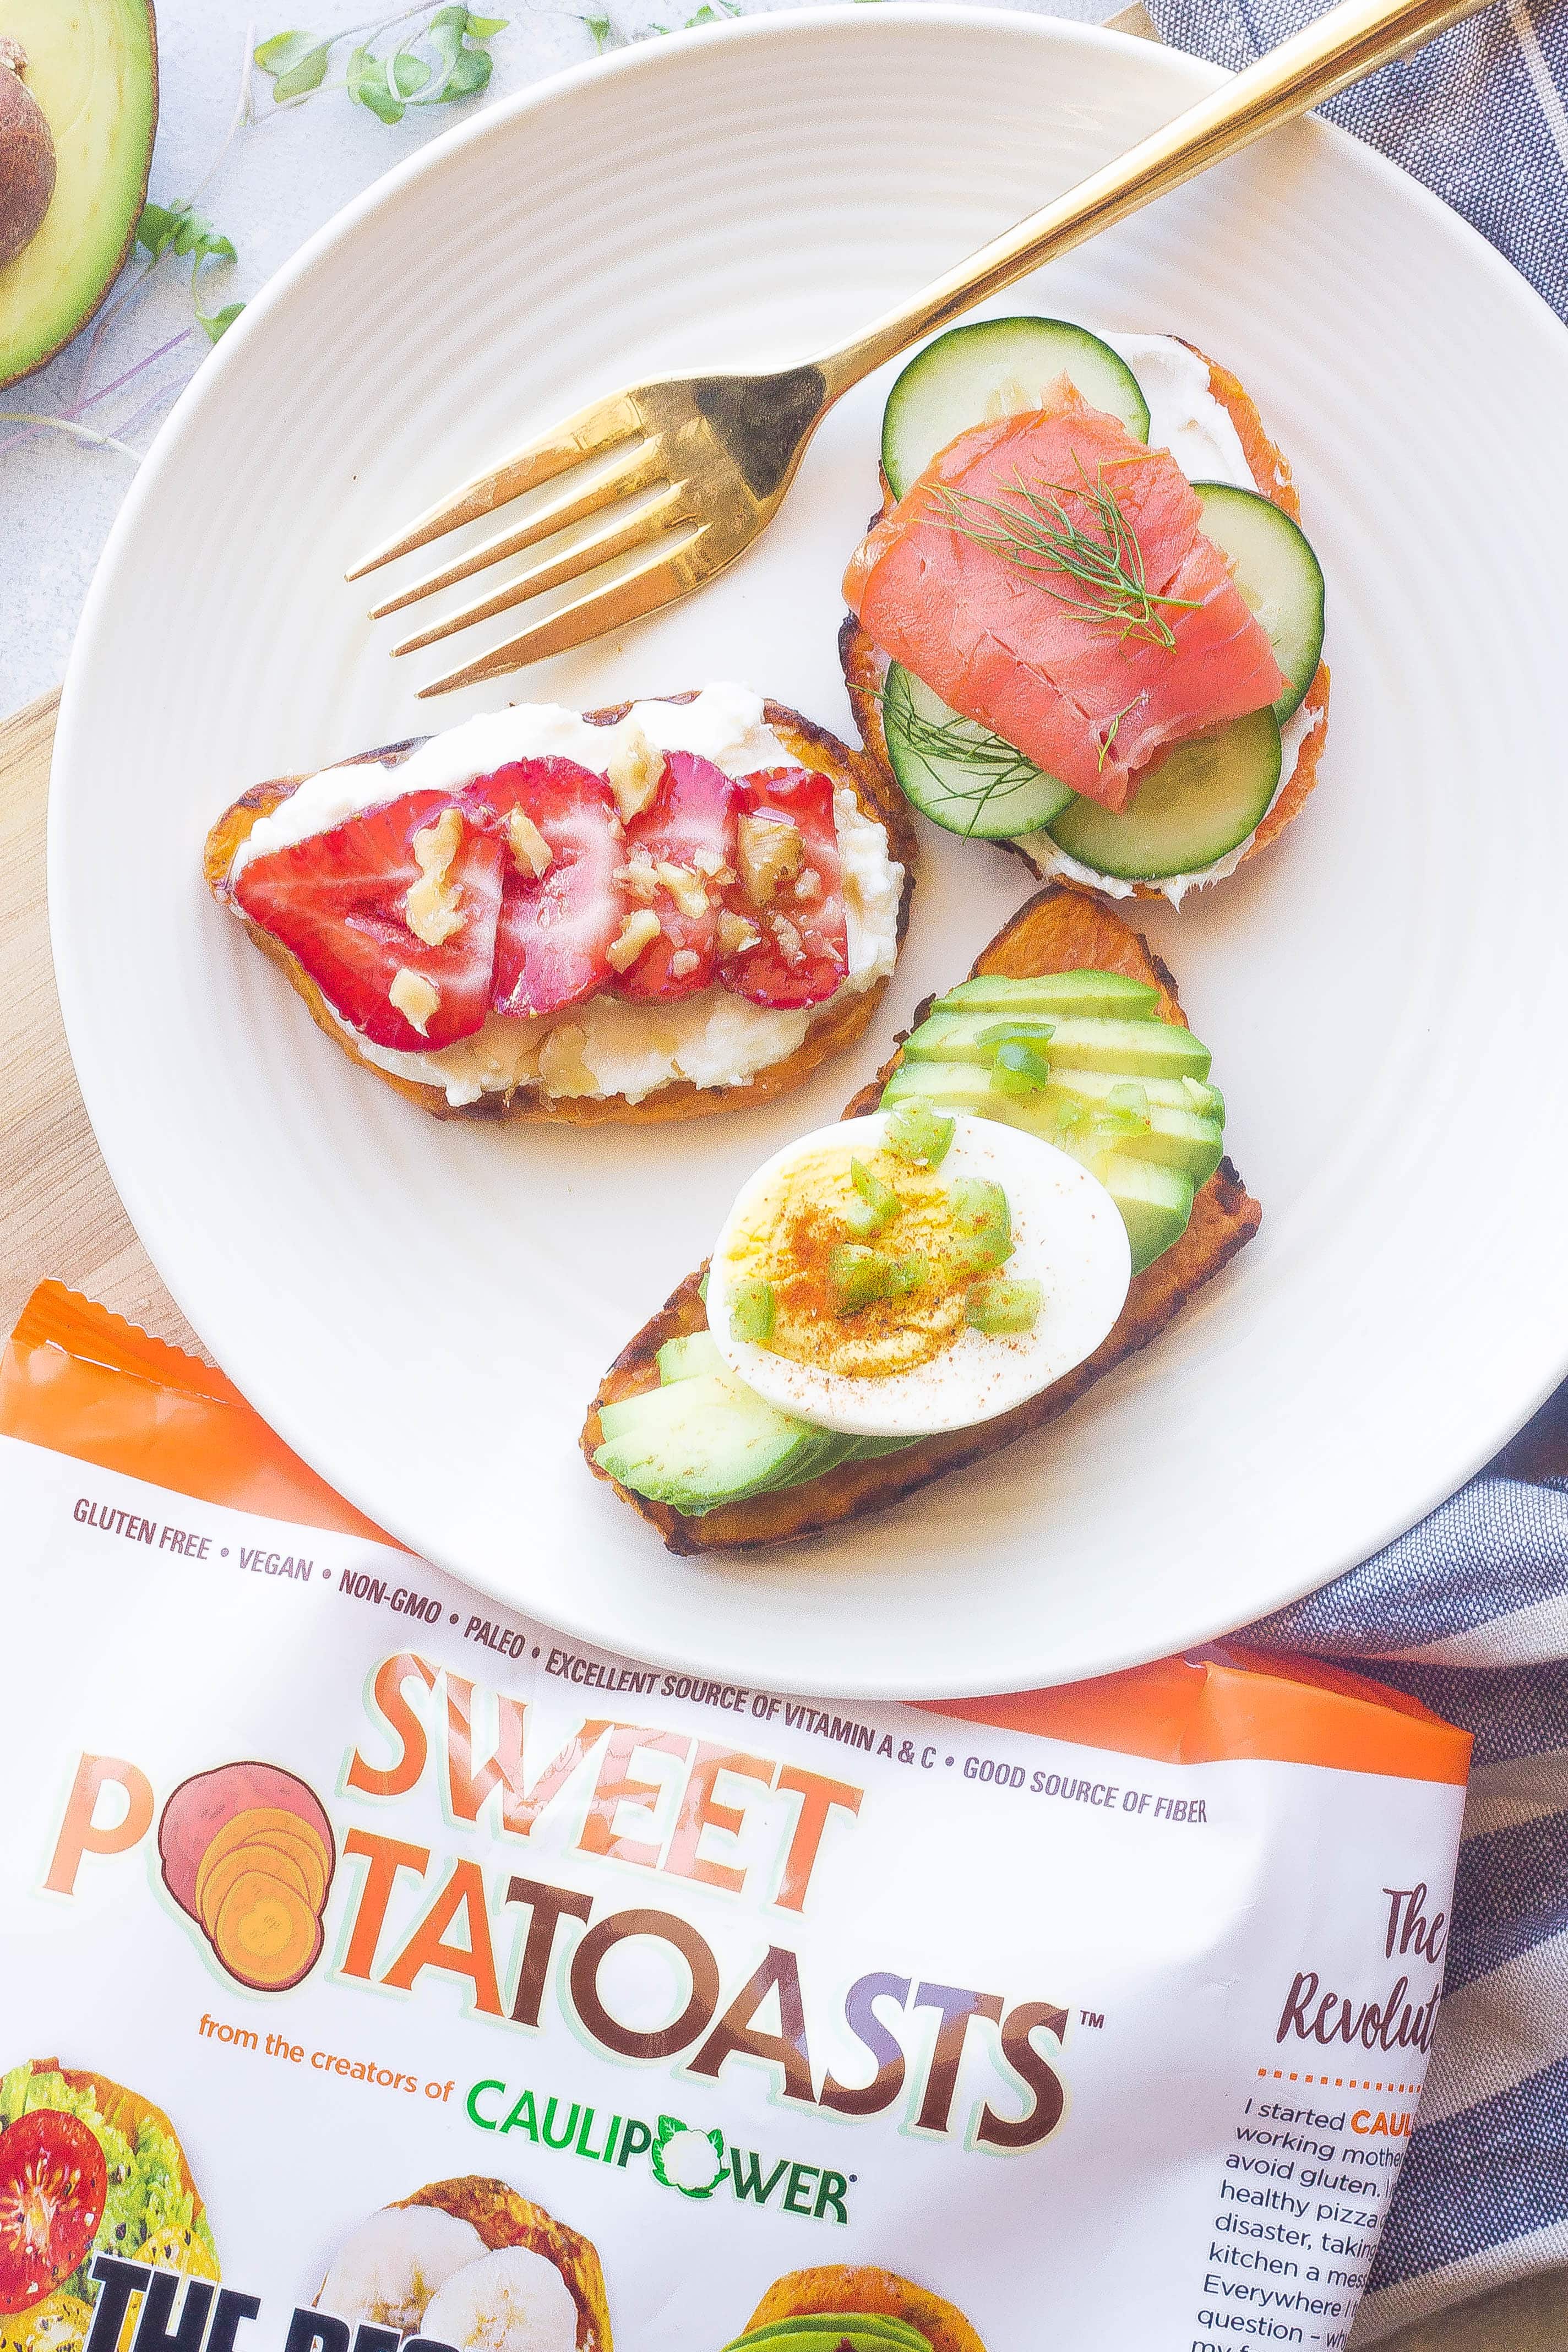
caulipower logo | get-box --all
[464,2086,852,2223]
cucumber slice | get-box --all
[882,664,1075,839]
[881,317,1150,498]
[1043,706,1282,882]
[1194,482,1325,722]
[939,971,1158,1021]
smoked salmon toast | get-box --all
[205,685,916,1125]
[841,318,1330,905]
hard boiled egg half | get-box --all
[705,1110,1130,1439]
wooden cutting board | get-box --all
[0,690,203,1357]
[4,687,1566,2352]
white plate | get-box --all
[50,6,1568,1697]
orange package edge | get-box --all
[1,1281,1469,1789]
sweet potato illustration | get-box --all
[157,1763,334,1995]
[159,1765,333,1919]
[208,1870,322,1992]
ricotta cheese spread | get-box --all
[228,684,904,1108]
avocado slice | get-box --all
[722,2321,932,2352]
[903,1009,1210,1079]
[1096,1156,1196,1273]
[656,1329,726,1384]
[0,0,158,389]
[883,1060,1222,1185]
[595,1371,857,1515]
[937,970,1158,1020]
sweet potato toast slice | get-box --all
[840,344,1330,896]
[582,880,1261,1551]
[743,2265,987,2352]
[204,696,916,1126]
[393,2178,611,2352]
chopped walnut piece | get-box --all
[738,813,803,904]
[692,847,726,876]
[717,911,762,958]
[668,949,700,979]
[606,720,665,822]
[614,849,661,903]
[655,861,710,921]
[793,867,821,901]
[505,806,553,880]
[389,966,441,1035]
[770,913,807,968]
[538,1023,596,1096]
[405,808,466,945]
[606,908,663,973]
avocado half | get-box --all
[0,0,159,390]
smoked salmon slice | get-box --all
[843,381,1287,811]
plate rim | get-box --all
[48,3,1568,1697]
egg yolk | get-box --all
[724,1145,978,1379]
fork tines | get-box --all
[346,387,709,696]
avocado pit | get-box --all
[0,37,55,270]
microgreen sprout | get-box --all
[134,204,244,343]
[254,7,509,125]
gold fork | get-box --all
[350,0,1490,696]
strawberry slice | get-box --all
[613,749,737,1001]
[464,758,627,1018]
[722,765,849,1009]
[235,789,505,1052]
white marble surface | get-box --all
[1,0,1110,716]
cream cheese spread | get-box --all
[228,685,903,1108]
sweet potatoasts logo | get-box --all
[43,1662,1072,2156]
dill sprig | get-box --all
[876,671,1063,838]
[930,459,1201,650]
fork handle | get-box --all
[815,0,1495,399]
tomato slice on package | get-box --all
[464,759,628,1019]
[0,2111,108,2316]
[613,750,736,1001]
[723,765,848,1009]
[235,790,506,1053]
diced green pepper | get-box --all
[729,1277,776,1346]
[945,1177,1012,1273]
[885,1253,928,1298]
[884,1098,955,1167]
[966,1276,1044,1335]
[828,1244,893,1315]
[974,1020,1056,1048]
[850,1157,901,1226]
[990,1040,1053,1095]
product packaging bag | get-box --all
[0,1284,1471,2352]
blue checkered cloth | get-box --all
[1227,1385,1568,2338]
